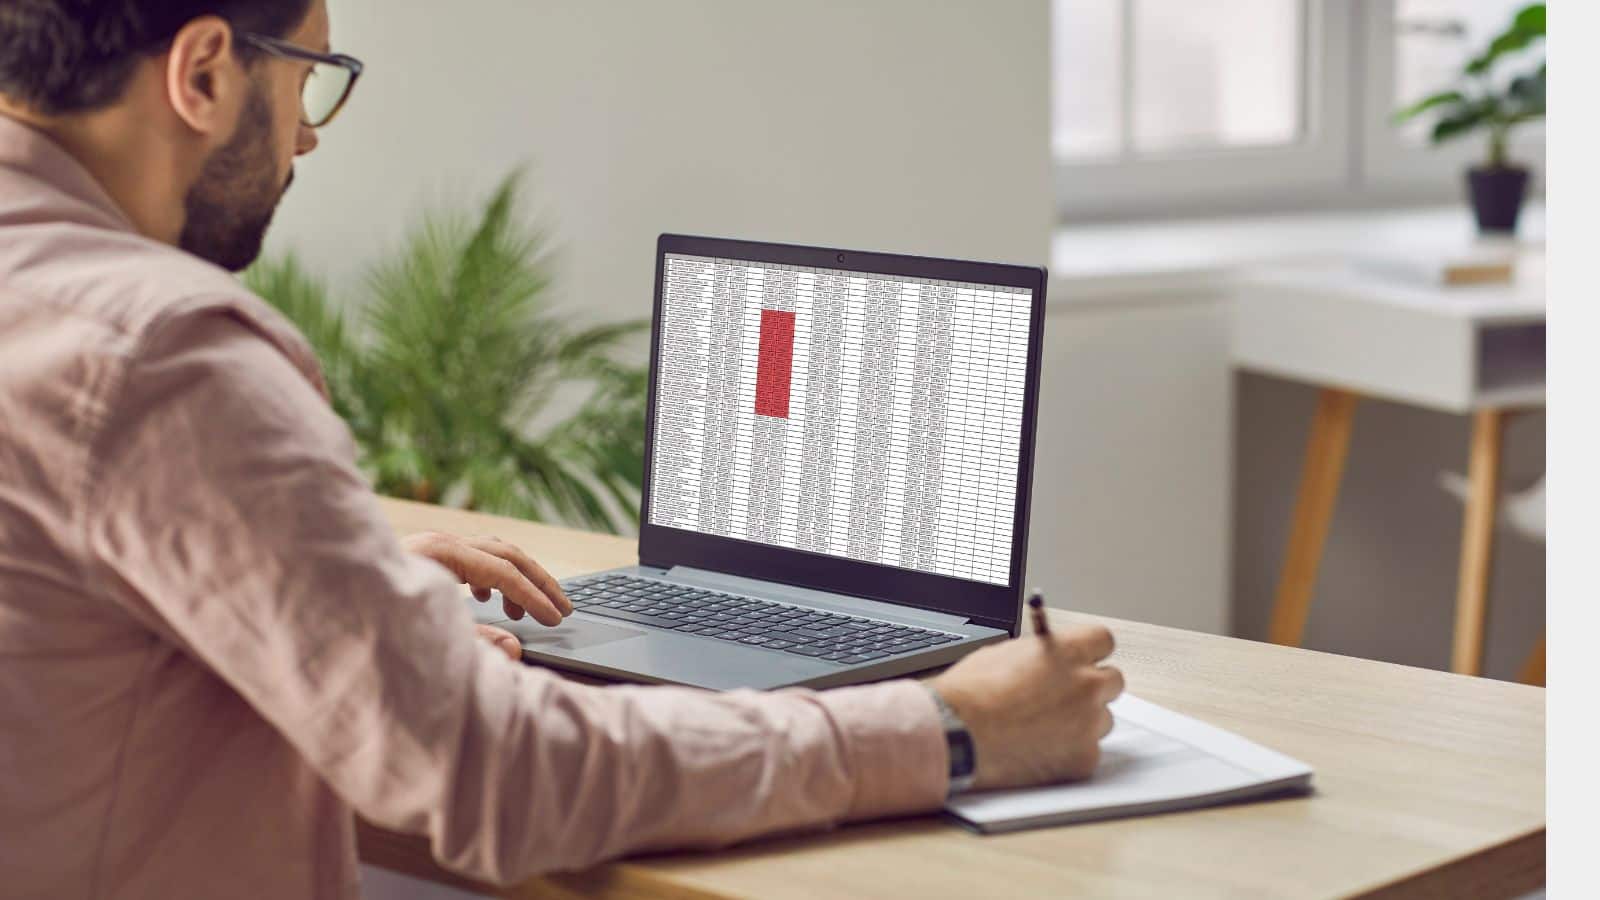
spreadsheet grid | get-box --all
[649,254,1029,586]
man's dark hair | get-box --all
[0,1,313,115]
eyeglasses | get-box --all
[237,32,365,129]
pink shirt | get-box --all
[0,116,946,899]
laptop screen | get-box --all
[646,251,1032,588]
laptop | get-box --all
[479,234,1047,690]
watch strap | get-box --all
[924,685,978,796]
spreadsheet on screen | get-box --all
[648,253,1031,587]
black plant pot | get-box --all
[1466,166,1530,235]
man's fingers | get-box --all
[501,594,524,621]
[475,624,522,661]
[1096,665,1126,704]
[1054,625,1115,663]
[465,536,572,616]
[479,557,563,626]
[403,531,567,626]
[1097,706,1116,739]
[436,543,562,626]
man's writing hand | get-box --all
[929,624,1124,790]
[401,531,573,626]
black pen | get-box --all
[1027,589,1050,637]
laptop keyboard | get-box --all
[564,574,963,665]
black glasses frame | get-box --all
[237,32,365,128]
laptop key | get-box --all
[783,646,831,658]
[840,652,888,663]
[586,606,681,629]
[763,640,795,650]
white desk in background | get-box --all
[1232,258,1546,680]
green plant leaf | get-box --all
[1467,3,1545,74]
[1514,3,1545,35]
[1431,107,1489,144]
[1392,90,1466,124]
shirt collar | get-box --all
[0,114,138,233]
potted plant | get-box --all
[246,172,651,534]
[1393,2,1545,234]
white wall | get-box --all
[270,0,1052,316]
[1030,293,1233,633]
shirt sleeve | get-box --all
[83,310,948,883]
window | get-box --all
[1052,0,1305,159]
[1053,1,1547,221]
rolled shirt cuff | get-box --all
[816,679,950,820]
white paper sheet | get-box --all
[945,694,1313,833]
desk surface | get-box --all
[362,499,1546,899]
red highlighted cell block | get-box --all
[754,309,796,418]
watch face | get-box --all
[949,731,977,778]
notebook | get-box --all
[945,694,1314,834]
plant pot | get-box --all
[1466,165,1530,235]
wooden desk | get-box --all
[362,499,1546,899]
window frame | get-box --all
[1053,0,1546,223]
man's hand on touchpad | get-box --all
[400,530,573,626]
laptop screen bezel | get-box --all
[637,234,1047,636]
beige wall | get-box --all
[269,0,1052,316]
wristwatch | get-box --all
[924,685,978,796]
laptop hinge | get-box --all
[664,566,973,628]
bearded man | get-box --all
[0,3,1123,897]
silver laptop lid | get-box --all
[637,235,1047,635]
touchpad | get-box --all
[501,615,645,651]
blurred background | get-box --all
[258,0,1546,689]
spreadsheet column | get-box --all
[829,276,867,557]
[897,281,956,573]
[992,291,1030,570]
[845,276,902,562]
[937,285,981,580]
[780,270,818,548]
[747,266,797,545]
[651,257,714,530]
[880,279,923,563]
[696,261,747,536]
[726,262,767,541]
[794,271,848,555]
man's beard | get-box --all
[178,84,293,272]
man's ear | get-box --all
[164,16,245,138]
